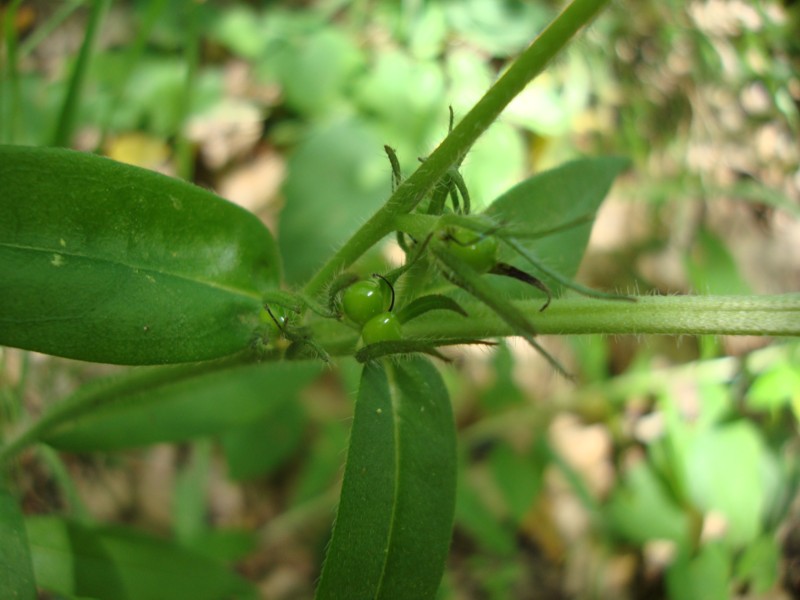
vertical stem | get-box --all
[52,0,110,147]
[1,0,24,143]
[303,0,611,296]
[175,0,201,181]
[18,1,86,59]
[98,0,168,149]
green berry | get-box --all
[342,280,390,325]
[259,305,289,334]
[447,228,498,274]
[361,312,402,345]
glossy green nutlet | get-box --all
[446,228,498,274]
[259,305,289,335]
[343,280,390,325]
[361,312,402,345]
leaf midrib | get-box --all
[0,240,262,300]
[375,362,403,598]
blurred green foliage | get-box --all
[1,0,798,598]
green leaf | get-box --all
[290,420,349,505]
[221,398,306,480]
[455,462,516,556]
[0,145,280,365]
[26,516,258,600]
[0,483,36,600]
[173,440,213,544]
[685,422,770,547]
[315,357,456,599]
[181,529,256,564]
[444,0,550,55]
[666,543,731,600]
[489,443,543,524]
[273,29,363,117]
[747,359,800,413]
[42,361,319,451]
[485,156,629,297]
[605,461,690,548]
[686,228,751,295]
[279,119,389,285]
[734,534,780,594]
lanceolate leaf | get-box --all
[41,361,319,452]
[0,483,36,600]
[26,516,258,600]
[0,145,280,365]
[485,156,629,296]
[315,357,456,600]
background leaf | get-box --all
[485,156,630,297]
[26,516,258,600]
[42,361,319,451]
[278,119,389,284]
[315,357,456,599]
[605,461,690,548]
[0,145,280,364]
[221,398,306,481]
[685,421,771,547]
[0,483,37,600]
[666,543,731,600]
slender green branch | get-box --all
[175,0,201,181]
[316,294,800,358]
[399,294,800,339]
[19,0,85,59]
[302,0,611,297]
[1,0,24,143]
[2,295,796,464]
[52,0,110,146]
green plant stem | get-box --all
[175,0,201,181]
[302,0,611,297]
[52,0,110,146]
[18,0,85,59]
[399,294,800,339]
[1,0,24,143]
[3,295,794,464]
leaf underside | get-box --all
[315,356,456,600]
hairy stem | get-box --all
[1,295,796,463]
[302,0,611,297]
[399,294,800,339]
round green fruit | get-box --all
[259,305,289,334]
[361,312,402,345]
[342,280,391,325]
[447,228,498,274]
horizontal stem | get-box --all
[399,294,800,339]
[4,294,793,463]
